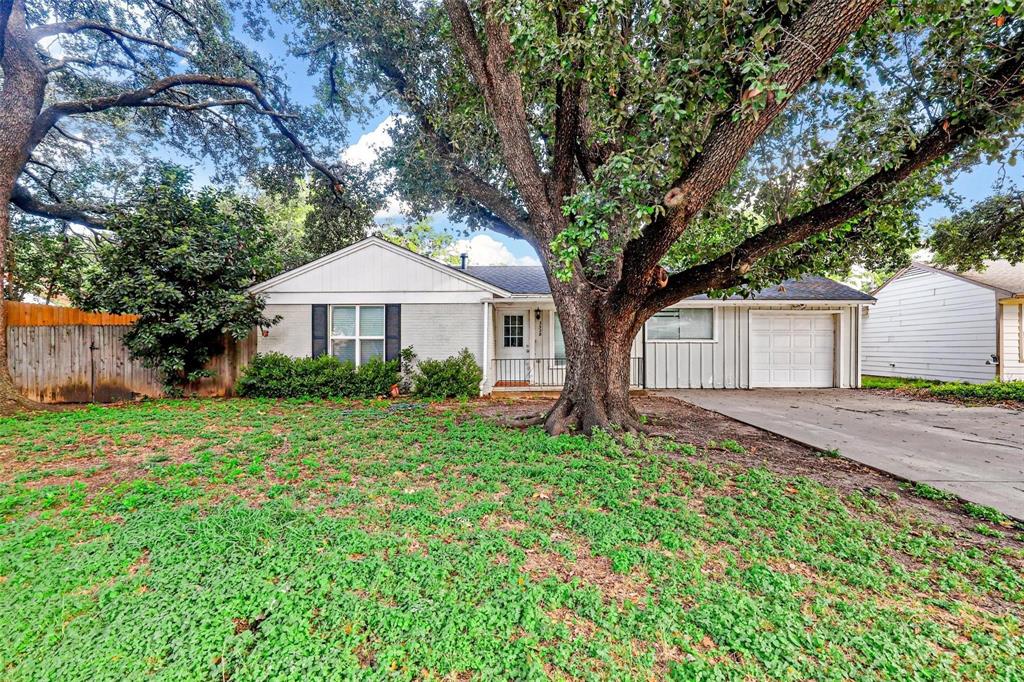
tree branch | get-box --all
[30,73,344,191]
[618,0,886,296]
[443,0,553,231]
[373,53,533,240]
[10,184,108,231]
[30,19,194,59]
[643,42,1024,314]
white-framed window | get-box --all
[647,307,715,342]
[330,305,385,365]
[503,314,524,347]
[553,312,566,367]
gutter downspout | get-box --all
[995,298,1003,381]
[480,301,490,396]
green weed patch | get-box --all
[0,399,1021,680]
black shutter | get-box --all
[311,304,328,358]
[385,304,401,361]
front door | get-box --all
[495,309,530,385]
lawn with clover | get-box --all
[0,399,1021,681]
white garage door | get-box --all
[750,313,835,387]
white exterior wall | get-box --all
[862,266,998,383]
[403,303,485,364]
[643,304,861,389]
[258,304,312,356]
[1000,302,1024,381]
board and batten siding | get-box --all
[862,266,998,383]
[1000,302,1024,381]
[643,304,862,389]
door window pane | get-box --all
[503,315,524,347]
[360,339,385,364]
[359,306,385,337]
[332,306,356,337]
[648,308,714,340]
[331,339,356,365]
[553,313,566,366]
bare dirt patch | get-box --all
[521,545,650,604]
[0,436,205,490]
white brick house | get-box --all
[249,237,875,393]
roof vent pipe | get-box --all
[460,253,468,270]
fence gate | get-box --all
[8,325,162,403]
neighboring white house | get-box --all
[862,261,1024,383]
[249,237,874,393]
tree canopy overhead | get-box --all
[279,0,1024,433]
[0,0,365,405]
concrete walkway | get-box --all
[668,389,1024,520]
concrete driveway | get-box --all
[668,389,1024,520]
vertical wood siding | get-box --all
[642,305,860,389]
[8,325,255,403]
[862,266,997,383]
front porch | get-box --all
[485,301,644,390]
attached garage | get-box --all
[250,237,874,393]
[639,278,873,390]
[749,312,835,388]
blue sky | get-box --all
[232,9,1019,267]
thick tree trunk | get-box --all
[543,290,643,435]
[0,0,48,408]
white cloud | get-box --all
[450,234,540,266]
[342,116,412,221]
[341,115,398,168]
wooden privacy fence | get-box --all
[6,302,256,403]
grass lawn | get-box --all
[1,399,1022,681]
[862,375,1024,405]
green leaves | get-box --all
[82,166,279,388]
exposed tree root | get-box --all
[0,391,48,416]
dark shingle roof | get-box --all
[461,266,553,294]
[459,265,873,301]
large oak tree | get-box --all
[0,0,349,406]
[282,0,1024,434]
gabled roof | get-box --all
[879,261,1022,298]
[459,266,873,301]
[249,236,512,296]
[943,260,1023,297]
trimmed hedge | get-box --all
[414,349,483,399]
[235,353,400,399]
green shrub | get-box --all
[236,353,399,399]
[414,349,483,399]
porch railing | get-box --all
[492,357,645,388]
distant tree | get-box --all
[301,177,378,260]
[929,191,1024,270]
[4,221,94,303]
[81,167,278,390]
[377,222,458,264]
[0,0,351,406]
[282,0,1024,433]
